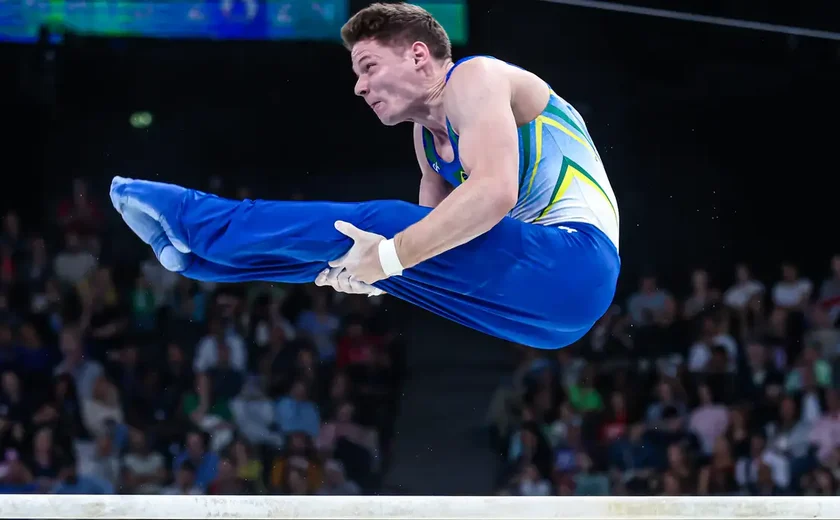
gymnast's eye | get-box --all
[365,63,376,72]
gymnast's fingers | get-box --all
[330,221,370,268]
[344,272,382,295]
[324,267,343,286]
[366,286,385,297]
[350,279,376,295]
[335,270,355,293]
[315,267,383,296]
[315,268,352,293]
[333,220,364,239]
[314,269,330,286]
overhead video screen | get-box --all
[0,0,467,43]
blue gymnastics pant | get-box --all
[110,178,620,349]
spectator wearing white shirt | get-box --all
[54,327,104,401]
[81,377,124,439]
[53,232,97,286]
[772,263,813,311]
[193,319,247,374]
[517,464,552,496]
[808,389,840,464]
[79,434,121,491]
[765,396,813,461]
[121,428,167,494]
[735,431,790,491]
[723,263,765,311]
[230,378,285,449]
[687,313,738,373]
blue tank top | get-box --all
[420,55,620,248]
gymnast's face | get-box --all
[351,39,430,126]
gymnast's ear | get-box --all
[409,41,431,67]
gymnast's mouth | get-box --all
[370,101,383,111]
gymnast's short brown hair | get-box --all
[340,2,452,61]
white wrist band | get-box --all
[378,238,404,277]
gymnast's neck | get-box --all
[407,60,452,136]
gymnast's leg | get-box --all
[111,177,619,348]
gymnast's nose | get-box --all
[354,76,369,97]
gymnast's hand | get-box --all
[314,267,385,297]
[329,221,388,285]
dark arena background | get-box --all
[0,0,839,500]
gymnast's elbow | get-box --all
[489,188,518,221]
[472,175,518,221]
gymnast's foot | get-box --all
[110,176,193,272]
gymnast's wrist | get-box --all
[378,238,404,277]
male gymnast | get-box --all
[109,2,621,350]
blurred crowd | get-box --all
[488,257,840,496]
[0,178,406,495]
[5,175,838,499]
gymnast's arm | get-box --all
[393,59,519,268]
[413,123,453,208]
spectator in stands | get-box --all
[162,460,202,495]
[121,428,166,493]
[317,459,360,495]
[230,378,284,449]
[627,275,676,328]
[687,312,737,373]
[0,212,22,254]
[173,431,219,491]
[229,438,264,493]
[772,262,813,312]
[626,275,677,358]
[817,255,840,322]
[0,177,405,500]
[81,377,124,439]
[52,456,113,494]
[183,374,235,453]
[194,318,247,374]
[275,379,320,439]
[488,252,840,496]
[723,263,765,312]
[80,434,121,490]
[55,327,103,400]
[270,432,322,494]
[682,269,721,320]
[53,232,97,286]
[56,178,102,248]
[296,291,339,362]
[130,274,157,332]
[207,456,251,494]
